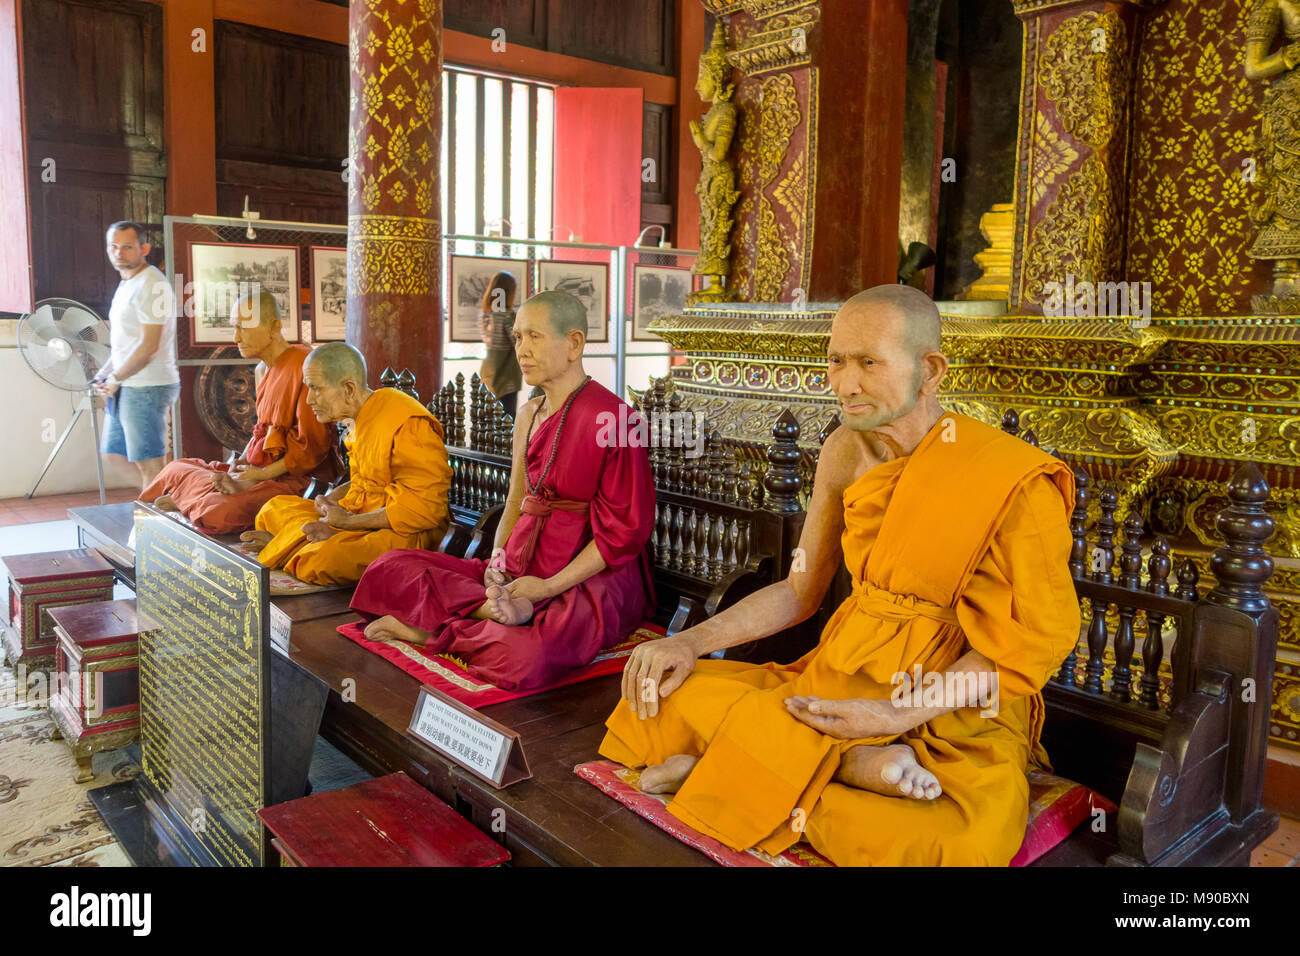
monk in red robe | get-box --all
[350,290,656,691]
[143,292,335,534]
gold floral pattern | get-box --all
[1126,0,1270,314]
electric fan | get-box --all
[16,297,112,503]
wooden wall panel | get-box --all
[214,20,347,224]
[22,0,165,317]
[549,0,673,76]
[444,0,673,77]
[641,101,672,229]
[444,0,546,51]
[0,0,32,315]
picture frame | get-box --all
[448,255,529,344]
[631,265,691,342]
[309,246,348,342]
[537,259,610,343]
[188,241,300,346]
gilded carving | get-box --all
[348,215,439,296]
[727,7,820,76]
[1038,12,1127,148]
[1245,0,1300,306]
[690,21,741,304]
[754,72,800,301]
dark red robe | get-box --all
[350,380,656,691]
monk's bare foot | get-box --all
[474,584,534,626]
[239,529,273,552]
[364,615,432,646]
[638,754,699,794]
[153,494,179,512]
[837,744,941,800]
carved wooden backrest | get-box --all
[430,372,513,559]
[1002,409,1279,864]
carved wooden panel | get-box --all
[548,0,674,75]
[21,0,165,317]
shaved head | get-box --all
[839,285,942,361]
[233,291,281,328]
[523,290,588,338]
[305,341,367,387]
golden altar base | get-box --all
[647,304,1300,749]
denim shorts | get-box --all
[101,383,180,462]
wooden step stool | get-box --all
[258,772,511,867]
[1,549,115,674]
[46,600,141,783]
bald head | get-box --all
[302,342,370,423]
[233,291,281,329]
[838,285,942,360]
[305,342,367,387]
[523,290,588,338]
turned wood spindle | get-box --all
[1110,511,1144,703]
[1140,537,1172,709]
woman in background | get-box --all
[478,271,521,417]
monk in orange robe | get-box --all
[350,291,655,691]
[143,292,336,534]
[241,342,451,586]
[600,285,1082,866]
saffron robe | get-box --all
[350,380,656,691]
[140,345,335,534]
[254,387,451,586]
[599,412,1081,866]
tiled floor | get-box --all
[1252,815,1300,866]
[0,488,138,527]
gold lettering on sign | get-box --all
[136,512,266,867]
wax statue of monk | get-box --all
[351,291,656,691]
[599,285,1082,866]
[240,342,452,586]
[142,292,336,534]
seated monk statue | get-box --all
[599,285,1082,866]
[240,342,451,586]
[142,292,336,534]
[350,290,656,691]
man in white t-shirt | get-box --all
[91,221,179,490]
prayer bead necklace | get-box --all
[524,375,592,495]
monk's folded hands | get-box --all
[784,695,914,738]
[301,520,338,542]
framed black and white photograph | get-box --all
[310,246,347,342]
[188,242,300,346]
[631,265,690,342]
[537,259,609,343]
[448,255,528,344]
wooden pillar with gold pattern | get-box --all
[346,0,443,394]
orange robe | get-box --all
[599,413,1082,866]
[140,345,335,534]
[253,388,451,586]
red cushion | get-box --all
[1010,770,1117,867]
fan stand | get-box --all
[26,387,107,505]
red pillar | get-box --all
[346,0,443,395]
